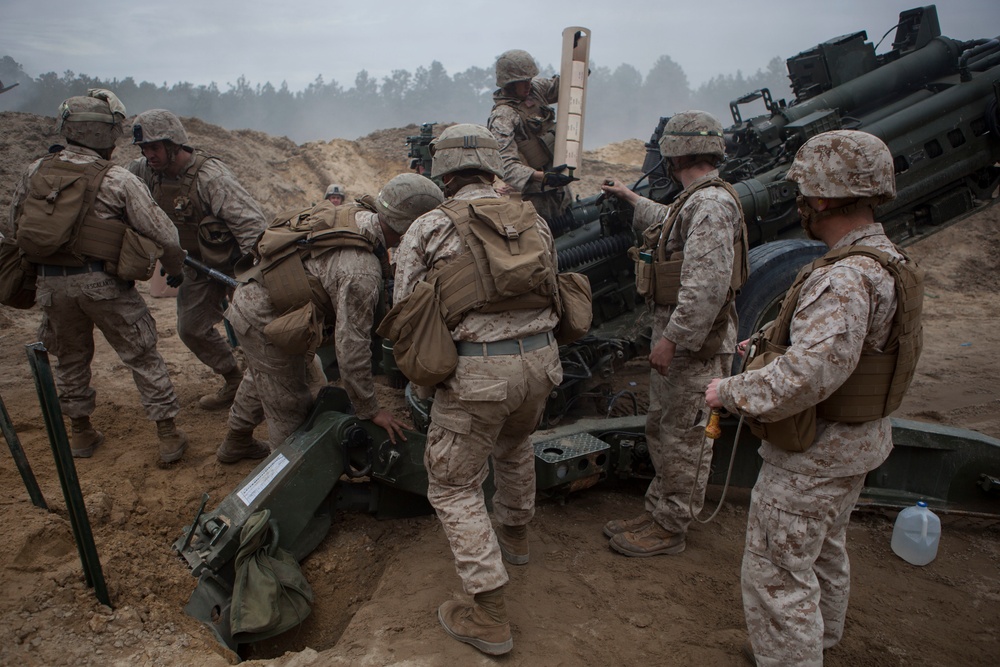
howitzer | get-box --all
[177,5,1000,650]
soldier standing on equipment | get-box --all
[601,110,748,557]
[4,90,190,464]
[216,174,443,462]
[129,109,267,411]
[324,183,346,206]
[392,124,563,656]
[487,49,575,224]
[706,130,923,666]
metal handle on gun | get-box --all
[183,255,239,289]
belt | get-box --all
[456,331,554,357]
[37,261,107,277]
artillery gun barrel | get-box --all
[781,36,962,125]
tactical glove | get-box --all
[541,171,575,188]
[160,265,184,287]
[541,165,578,189]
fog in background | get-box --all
[1,0,996,147]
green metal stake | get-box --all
[0,393,47,509]
[25,342,110,607]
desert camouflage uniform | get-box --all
[129,155,266,378]
[226,210,385,448]
[716,223,902,667]
[5,146,186,422]
[633,172,741,536]
[487,76,570,223]
[393,182,562,595]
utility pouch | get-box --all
[555,272,593,345]
[115,228,163,281]
[744,340,817,452]
[0,243,36,309]
[377,280,457,386]
[652,254,683,306]
[629,246,654,298]
[263,301,324,355]
[197,216,239,270]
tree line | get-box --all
[0,54,790,147]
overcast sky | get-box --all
[2,0,997,91]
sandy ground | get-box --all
[0,113,998,667]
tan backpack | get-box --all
[241,199,379,354]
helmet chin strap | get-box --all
[797,195,884,240]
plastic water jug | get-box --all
[891,501,941,565]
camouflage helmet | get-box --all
[56,89,127,150]
[375,173,445,234]
[131,109,189,147]
[325,183,346,200]
[658,110,726,161]
[495,49,539,89]
[430,123,504,180]
[787,130,896,202]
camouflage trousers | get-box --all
[225,307,313,449]
[36,272,179,422]
[425,341,562,595]
[176,267,239,377]
[742,462,866,667]
[643,353,730,535]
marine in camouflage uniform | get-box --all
[129,109,267,411]
[218,174,443,462]
[601,111,746,557]
[706,130,915,666]
[4,91,189,464]
[393,124,563,656]
[324,183,346,205]
[487,49,573,224]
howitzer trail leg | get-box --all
[0,394,47,509]
[26,343,110,606]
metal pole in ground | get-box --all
[0,393,47,510]
[25,342,110,607]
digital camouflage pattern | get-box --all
[487,77,570,222]
[657,110,725,161]
[57,94,124,150]
[716,224,901,477]
[494,49,539,88]
[4,145,185,424]
[374,173,444,235]
[741,463,865,667]
[131,109,190,146]
[716,223,906,665]
[786,130,896,201]
[227,210,387,446]
[129,147,267,377]
[393,181,561,594]
[430,124,504,180]
[630,172,743,535]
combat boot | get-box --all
[70,416,104,458]
[199,368,243,411]
[156,418,188,464]
[602,510,653,538]
[497,524,529,565]
[216,429,270,464]
[438,586,512,656]
[609,521,685,557]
